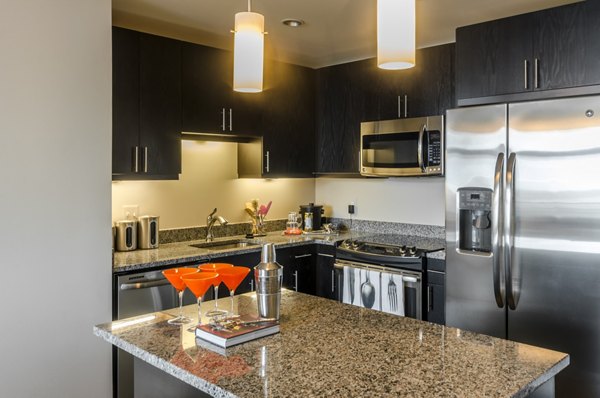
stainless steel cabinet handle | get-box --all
[143,147,148,173]
[265,150,270,173]
[524,60,529,89]
[318,253,334,258]
[229,108,233,131]
[293,271,298,292]
[427,285,432,312]
[417,124,426,173]
[505,153,518,310]
[120,279,170,290]
[404,94,408,118]
[134,146,139,173]
[492,153,505,308]
[294,254,312,259]
[397,95,401,118]
[534,58,539,89]
[331,270,335,292]
[221,108,226,131]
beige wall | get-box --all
[315,177,445,226]
[112,140,315,229]
[0,0,112,397]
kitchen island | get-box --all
[95,290,568,398]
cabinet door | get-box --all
[315,246,336,300]
[456,14,533,100]
[262,60,315,176]
[139,33,181,176]
[181,43,233,134]
[426,270,445,325]
[534,2,593,90]
[316,62,363,173]
[210,252,260,295]
[411,44,455,116]
[112,27,140,175]
[291,248,316,295]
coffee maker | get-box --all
[457,188,493,253]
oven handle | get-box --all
[333,261,421,280]
[417,124,426,173]
[120,279,171,291]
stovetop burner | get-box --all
[339,239,424,258]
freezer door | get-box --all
[508,96,600,397]
[445,104,508,338]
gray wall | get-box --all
[0,1,112,396]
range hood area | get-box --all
[181,132,264,178]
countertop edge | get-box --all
[93,325,239,398]
[513,355,570,398]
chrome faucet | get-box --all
[206,208,229,242]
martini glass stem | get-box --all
[197,296,203,325]
[230,289,235,315]
[214,285,220,313]
[177,290,184,319]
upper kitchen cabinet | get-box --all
[181,42,262,136]
[260,60,315,177]
[316,44,455,174]
[112,27,181,180]
[456,1,600,104]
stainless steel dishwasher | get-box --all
[115,268,196,398]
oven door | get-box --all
[334,259,422,320]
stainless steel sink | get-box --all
[189,239,259,250]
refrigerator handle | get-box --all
[505,153,518,310]
[492,153,505,308]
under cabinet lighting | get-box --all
[377,0,415,70]
[233,0,265,93]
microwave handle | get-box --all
[417,125,426,173]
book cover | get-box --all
[195,316,279,348]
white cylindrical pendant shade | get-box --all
[377,0,416,70]
[233,11,264,93]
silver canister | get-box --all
[115,220,137,251]
[138,215,159,249]
[254,243,283,320]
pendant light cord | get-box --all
[248,0,251,12]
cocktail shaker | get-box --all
[254,243,283,320]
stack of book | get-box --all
[195,316,279,348]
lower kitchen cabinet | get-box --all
[209,252,260,296]
[278,246,316,295]
[315,245,338,300]
[426,258,445,325]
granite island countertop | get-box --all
[94,290,568,398]
[113,231,446,273]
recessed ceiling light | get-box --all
[282,19,305,27]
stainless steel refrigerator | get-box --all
[445,96,600,397]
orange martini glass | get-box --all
[181,272,219,327]
[162,267,198,325]
[198,263,233,317]
[218,266,251,316]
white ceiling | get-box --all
[112,0,582,68]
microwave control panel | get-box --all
[427,130,442,167]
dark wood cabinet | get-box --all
[112,27,181,180]
[278,246,316,295]
[456,1,600,104]
[425,258,445,325]
[316,44,455,174]
[210,252,260,295]
[315,245,338,300]
[261,60,315,177]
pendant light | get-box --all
[377,0,415,70]
[233,0,265,93]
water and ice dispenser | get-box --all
[457,188,493,253]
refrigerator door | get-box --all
[445,104,508,338]
[508,96,600,397]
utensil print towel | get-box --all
[359,269,381,311]
[342,266,360,306]
[380,272,405,316]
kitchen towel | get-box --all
[380,272,405,316]
[342,266,361,306]
[359,269,381,311]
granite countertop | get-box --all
[113,231,360,273]
[95,291,568,398]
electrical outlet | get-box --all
[123,205,139,220]
[348,203,355,215]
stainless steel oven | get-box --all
[360,116,444,177]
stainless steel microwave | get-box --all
[360,116,444,177]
